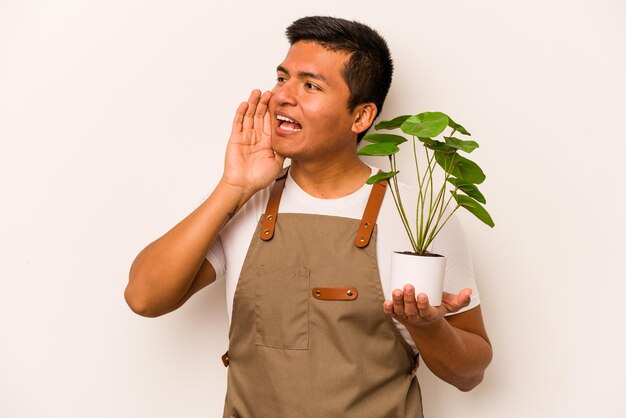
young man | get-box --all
[126,16,492,417]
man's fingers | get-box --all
[383,300,394,316]
[457,289,472,309]
[460,288,472,303]
[261,93,275,140]
[392,289,405,317]
[416,293,430,311]
[442,288,472,312]
[416,293,437,320]
[255,91,272,130]
[231,89,271,139]
[243,89,262,130]
[231,101,248,134]
[403,285,418,316]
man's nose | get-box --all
[271,81,297,106]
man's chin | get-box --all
[271,137,297,159]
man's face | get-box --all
[269,41,360,162]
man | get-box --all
[125,16,492,417]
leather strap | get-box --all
[312,287,358,301]
[355,180,387,248]
[261,167,387,246]
[260,168,289,241]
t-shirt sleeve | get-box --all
[205,235,226,279]
[430,214,481,315]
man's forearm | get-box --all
[407,310,492,391]
[125,180,255,317]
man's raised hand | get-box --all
[222,90,285,195]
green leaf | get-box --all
[401,112,449,138]
[419,138,456,153]
[444,136,479,153]
[363,133,407,144]
[434,152,486,184]
[366,171,399,184]
[356,142,400,156]
[374,115,411,130]
[448,117,471,136]
[451,192,494,227]
[447,178,486,203]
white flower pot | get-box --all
[390,252,446,306]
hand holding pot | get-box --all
[383,285,472,328]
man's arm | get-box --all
[125,90,284,317]
[125,182,250,317]
[383,286,492,391]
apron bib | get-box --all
[223,170,423,418]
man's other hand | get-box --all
[383,285,472,329]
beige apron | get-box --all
[223,170,423,418]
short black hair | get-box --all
[286,16,393,142]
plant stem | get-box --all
[418,148,436,250]
[421,127,457,251]
[428,150,435,219]
[412,136,424,251]
[389,154,418,252]
[437,160,454,222]
[422,160,447,243]
[424,182,458,251]
[423,204,460,250]
[417,146,432,250]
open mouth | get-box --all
[277,114,302,132]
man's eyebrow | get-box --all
[276,65,328,84]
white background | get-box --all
[1,1,625,417]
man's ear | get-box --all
[351,103,378,134]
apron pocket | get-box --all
[254,265,310,350]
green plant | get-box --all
[357,112,494,255]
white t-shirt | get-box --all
[206,167,480,353]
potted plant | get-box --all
[357,112,494,305]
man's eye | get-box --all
[305,82,320,91]
[276,76,286,83]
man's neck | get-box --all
[290,157,372,199]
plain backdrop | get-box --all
[1,0,625,417]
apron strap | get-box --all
[260,167,289,241]
[260,167,388,247]
[354,179,387,248]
